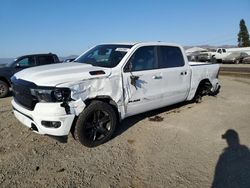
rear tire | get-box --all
[74,100,117,147]
[193,87,203,103]
[192,81,212,103]
[0,80,9,98]
[211,56,217,63]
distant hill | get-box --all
[0,58,14,64]
[184,44,238,50]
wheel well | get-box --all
[70,96,121,139]
[198,79,212,89]
[0,77,10,87]
[84,96,121,120]
[195,79,212,96]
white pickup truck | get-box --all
[213,47,250,62]
[11,42,220,147]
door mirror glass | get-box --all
[15,63,20,68]
[128,61,133,71]
[124,60,133,72]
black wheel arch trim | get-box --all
[84,96,121,121]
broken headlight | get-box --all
[53,88,71,101]
[31,88,71,102]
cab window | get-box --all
[37,56,55,65]
[17,57,36,67]
[157,46,185,68]
[53,55,60,63]
[127,46,156,72]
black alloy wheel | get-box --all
[74,101,117,147]
[85,110,111,141]
[0,80,9,98]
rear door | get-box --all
[122,46,163,117]
[157,46,191,105]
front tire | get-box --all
[74,100,117,147]
[0,80,9,98]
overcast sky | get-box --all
[0,0,249,58]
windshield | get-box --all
[75,44,132,68]
[6,59,17,67]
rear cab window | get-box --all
[37,55,55,65]
[53,55,60,63]
[157,46,185,68]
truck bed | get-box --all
[186,61,220,101]
[189,61,213,66]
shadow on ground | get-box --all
[113,101,193,139]
[212,129,250,188]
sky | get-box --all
[0,0,249,58]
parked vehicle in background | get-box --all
[197,52,211,62]
[242,56,250,64]
[0,53,60,98]
[186,51,200,61]
[222,52,249,64]
[63,58,76,63]
[11,42,220,147]
[186,47,208,62]
[198,49,217,62]
[212,47,250,63]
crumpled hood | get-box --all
[14,63,112,86]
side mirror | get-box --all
[128,62,133,71]
[15,63,20,68]
[125,61,133,72]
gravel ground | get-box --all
[0,75,250,188]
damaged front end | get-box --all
[11,66,124,143]
[59,71,125,119]
[29,87,73,114]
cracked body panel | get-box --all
[62,72,126,118]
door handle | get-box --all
[152,75,162,79]
[180,71,187,75]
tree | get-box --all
[238,19,250,47]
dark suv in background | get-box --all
[0,53,60,98]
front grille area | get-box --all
[12,79,38,111]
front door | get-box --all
[122,46,163,117]
[13,56,36,74]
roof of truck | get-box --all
[100,41,181,47]
[16,53,57,59]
